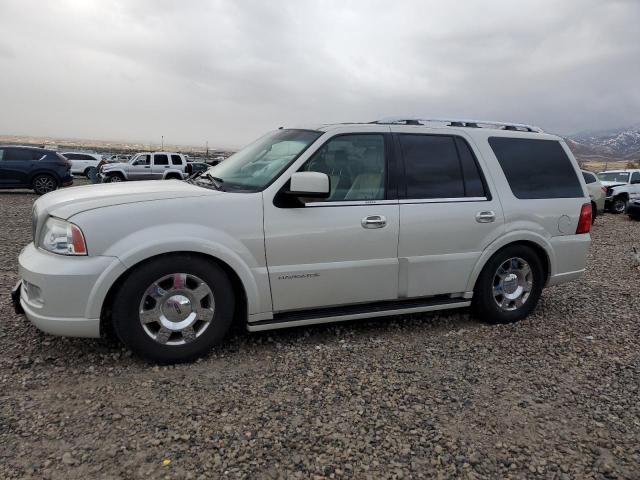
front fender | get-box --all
[464,230,555,292]
[101,224,270,316]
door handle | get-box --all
[361,215,387,229]
[164,165,169,168]
[144,166,150,168]
[475,211,496,223]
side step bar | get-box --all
[247,296,471,332]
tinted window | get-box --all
[299,134,385,201]
[65,153,80,160]
[3,148,37,161]
[489,138,582,199]
[399,135,464,199]
[582,171,596,184]
[455,137,487,197]
[154,154,169,166]
[631,172,640,184]
[171,154,182,165]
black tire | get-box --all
[112,254,235,363]
[472,245,544,324]
[611,196,628,214]
[165,174,182,180]
[106,173,125,183]
[84,167,97,178]
[32,174,58,195]
[591,202,597,224]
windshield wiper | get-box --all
[203,172,225,190]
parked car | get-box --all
[0,145,73,194]
[581,170,606,222]
[99,152,188,182]
[13,118,591,363]
[185,162,209,177]
[597,169,640,213]
[627,199,640,220]
[62,152,103,178]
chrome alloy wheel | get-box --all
[139,273,215,345]
[34,176,56,193]
[492,257,533,311]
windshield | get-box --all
[598,172,629,183]
[203,129,322,191]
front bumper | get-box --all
[17,243,122,338]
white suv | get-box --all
[62,152,103,177]
[14,118,592,363]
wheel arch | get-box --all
[466,233,553,293]
[29,170,61,186]
[99,251,250,337]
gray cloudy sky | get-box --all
[0,0,638,148]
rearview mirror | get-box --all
[287,172,330,198]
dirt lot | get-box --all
[1,184,639,479]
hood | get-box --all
[35,180,219,220]
[600,181,626,188]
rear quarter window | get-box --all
[489,137,583,199]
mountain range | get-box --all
[566,125,640,161]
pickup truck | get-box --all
[99,152,188,182]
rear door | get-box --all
[392,129,505,298]
[152,153,170,179]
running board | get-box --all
[247,297,471,332]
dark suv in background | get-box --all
[0,146,73,194]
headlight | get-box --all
[32,206,38,241]
[39,217,87,255]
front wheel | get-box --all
[106,174,124,183]
[472,245,544,324]
[611,197,628,214]
[112,255,235,363]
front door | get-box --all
[264,132,400,312]
[128,154,153,180]
[630,171,640,201]
[392,129,505,298]
[0,147,35,186]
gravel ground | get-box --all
[1,184,639,479]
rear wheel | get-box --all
[112,254,235,363]
[472,245,544,324]
[591,202,597,224]
[32,174,58,195]
[84,166,97,178]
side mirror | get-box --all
[287,172,330,198]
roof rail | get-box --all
[373,116,544,133]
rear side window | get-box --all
[154,154,169,165]
[171,154,182,165]
[582,171,596,184]
[489,137,582,199]
[398,134,486,199]
[631,172,640,184]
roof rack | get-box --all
[372,116,544,133]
